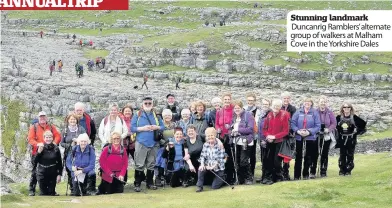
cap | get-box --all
[38,111,47,117]
[142,97,153,101]
[166,94,175,99]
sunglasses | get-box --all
[343,106,351,109]
[144,102,152,105]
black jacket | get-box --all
[35,144,62,177]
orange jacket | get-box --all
[28,123,61,155]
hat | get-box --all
[142,97,153,101]
[38,111,47,117]
[166,94,175,99]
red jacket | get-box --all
[215,104,234,138]
[28,124,61,155]
[99,144,128,183]
[263,110,290,143]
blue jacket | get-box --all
[291,107,321,141]
[66,145,95,177]
[131,110,164,148]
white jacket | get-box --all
[98,116,128,148]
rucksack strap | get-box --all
[107,144,124,157]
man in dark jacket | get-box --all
[165,94,182,122]
[74,102,97,146]
[281,91,297,181]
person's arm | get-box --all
[274,114,290,139]
[328,111,337,131]
[158,117,165,131]
[89,120,96,142]
[28,126,38,146]
[353,115,367,135]
[238,113,255,135]
[215,110,222,133]
[52,126,62,145]
[60,130,69,149]
[99,147,111,175]
[291,112,300,133]
[82,147,95,174]
[198,144,207,165]
[56,148,63,175]
[119,149,128,177]
[263,116,270,137]
[98,119,105,142]
[120,118,128,139]
[307,111,321,136]
[66,147,73,171]
[131,114,140,133]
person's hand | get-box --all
[110,173,115,178]
[74,170,83,176]
[37,145,44,153]
[261,140,267,148]
[72,166,77,172]
[206,165,212,170]
[37,143,44,147]
[303,130,310,136]
[56,175,61,184]
[118,176,124,181]
[199,165,205,171]
[324,128,329,134]
[183,154,190,161]
[189,165,196,173]
[151,125,161,130]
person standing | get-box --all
[280,91,297,181]
[131,97,164,192]
[261,99,290,185]
[141,74,148,90]
[27,111,61,196]
[336,103,366,176]
[74,102,97,146]
[175,76,181,90]
[291,98,321,180]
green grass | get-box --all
[83,49,110,59]
[3,153,392,208]
[260,0,392,10]
[152,65,190,72]
[362,128,392,141]
[0,97,28,157]
[346,62,391,74]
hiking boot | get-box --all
[309,174,316,179]
[320,173,327,178]
[245,180,253,185]
[265,180,274,185]
[345,171,351,176]
[339,171,345,176]
[146,184,157,190]
[182,182,189,188]
[261,178,268,184]
[303,176,309,180]
[294,177,300,181]
[196,187,203,193]
[155,178,163,187]
[283,172,291,181]
[28,191,35,196]
[134,186,141,193]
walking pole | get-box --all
[317,133,324,177]
[231,136,239,185]
[209,170,234,189]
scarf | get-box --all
[68,125,78,133]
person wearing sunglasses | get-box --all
[336,103,367,176]
[131,97,164,192]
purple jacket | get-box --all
[317,107,337,131]
[291,107,321,141]
[231,111,255,143]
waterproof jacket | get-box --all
[98,116,128,148]
[262,110,290,143]
[99,144,128,183]
[131,110,165,148]
[35,144,62,177]
[291,107,321,141]
[176,119,191,137]
[257,109,272,141]
[215,105,234,138]
[281,104,297,118]
[66,145,96,177]
[317,107,337,132]
[190,113,209,141]
[231,111,256,144]
[28,123,61,155]
[60,125,86,155]
[243,105,262,126]
[162,138,185,172]
[79,112,96,143]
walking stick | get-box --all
[209,169,234,189]
[317,134,325,177]
[230,137,239,185]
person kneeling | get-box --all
[196,127,226,192]
[35,130,62,196]
[66,133,96,196]
[97,132,128,194]
[162,127,185,188]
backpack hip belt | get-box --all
[38,163,56,168]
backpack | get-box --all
[71,145,93,161]
[132,110,159,138]
[107,144,124,158]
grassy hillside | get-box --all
[3,153,392,208]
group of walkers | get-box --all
[26,92,367,196]
[49,60,63,76]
